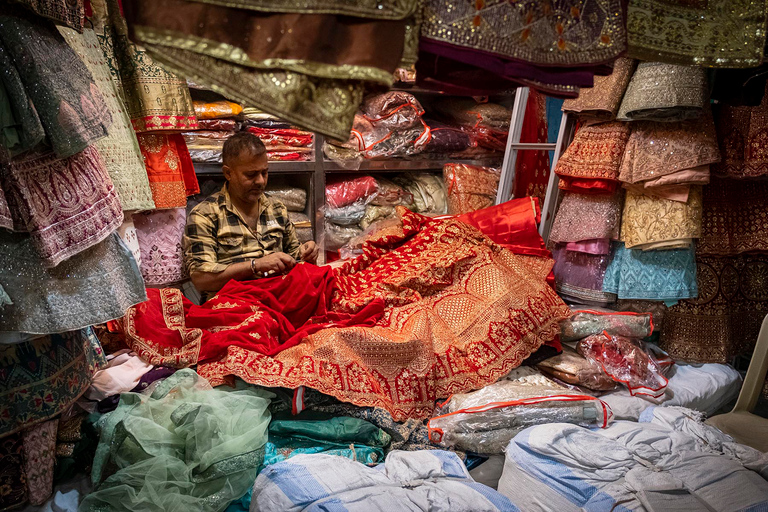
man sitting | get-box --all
[183,131,318,299]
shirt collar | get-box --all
[220,182,269,217]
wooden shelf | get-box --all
[193,161,317,175]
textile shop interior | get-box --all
[4,0,768,511]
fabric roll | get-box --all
[0,232,147,334]
[602,242,698,301]
[59,27,155,211]
[552,244,616,306]
[618,118,721,185]
[620,187,702,251]
[0,329,106,438]
[563,58,637,120]
[137,133,199,209]
[549,191,622,244]
[133,208,188,286]
[21,419,58,506]
[89,0,198,132]
[627,0,768,67]
[617,62,708,122]
[0,434,27,510]
[0,10,111,159]
[713,82,768,178]
[443,163,500,215]
[555,122,630,194]
[1,146,123,267]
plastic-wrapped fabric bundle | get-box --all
[81,369,272,512]
[370,178,414,207]
[427,367,612,454]
[188,148,222,163]
[196,119,238,131]
[560,310,654,342]
[536,346,618,391]
[245,126,314,148]
[192,100,243,119]
[288,212,311,228]
[325,176,379,209]
[182,131,235,144]
[325,222,363,252]
[265,187,306,212]
[423,120,473,153]
[443,163,500,215]
[361,91,425,131]
[577,333,670,399]
[394,173,448,214]
[325,202,366,226]
[333,110,430,160]
[433,99,511,151]
[361,205,396,230]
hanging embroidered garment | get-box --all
[555,121,630,194]
[661,253,768,364]
[0,329,106,438]
[0,42,45,157]
[713,82,768,178]
[1,146,123,267]
[132,208,188,286]
[58,27,155,211]
[90,0,197,132]
[552,244,616,306]
[620,187,703,251]
[8,0,84,31]
[563,58,637,121]
[0,10,111,158]
[196,209,570,421]
[513,89,551,202]
[617,62,708,122]
[0,232,146,334]
[0,435,27,510]
[443,163,500,215]
[21,419,58,506]
[549,191,622,244]
[137,133,199,209]
[602,242,698,301]
[627,0,768,68]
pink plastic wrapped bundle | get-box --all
[325,176,379,209]
[560,310,654,343]
[577,333,670,399]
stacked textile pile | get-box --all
[243,109,315,162]
[265,186,313,244]
[184,100,242,164]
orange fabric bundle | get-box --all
[193,100,243,120]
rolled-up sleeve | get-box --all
[183,209,228,274]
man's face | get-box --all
[223,150,269,205]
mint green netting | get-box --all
[80,369,273,512]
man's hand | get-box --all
[299,241,319,264]
[253,252,296,276]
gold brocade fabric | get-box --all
[562,58,636,121]
[620,187,702,251]
[198,209,570,420]
[180,0,421,18]
[627,0,768,68]
[554,122,630,182]
[421,0,627,66]
[549,191,623,243]
[661,254,768,363]
[619,118,721,185]
[617,62,707,122]
[90,0,198,133]
[138,43,363,140]
[697,178,768,257]
[10,0,83,31]
[713,83,768,178]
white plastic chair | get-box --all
[706,313,768,452]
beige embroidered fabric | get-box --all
[562,58,637,121]
[549,191,623,244]
[620,187,703,251]
[617,62,707,122]
[619,119,720,185]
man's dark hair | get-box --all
[222,131,266,166]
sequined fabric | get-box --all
[198,209,570,421]
[0,435,27,510]
[620,187,702,251]
[697,178,768,256]
[133,208,188,286]
[563,58,637,121]
[0,41,45,157]
[617,62,708,122]
[116,214,142,266]
[90,0,198,132]
[173,0,420,18]
[21,419,58,506]
[443,163,500,215]
[137,133,199,209]
[549,191,623,244]
[619,118,721,184]
[552,244,616,306]
[555,121,630,192]
[0,11,111,158]
[0,232,146,334]
[59,27,155,212]
[713,82,768,178]
[602,242,698,301]
[627,0,768,68]
[1,146,123,268]
[661,254,768,363]
[9,0,83,31]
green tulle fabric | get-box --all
[79,370,273,512]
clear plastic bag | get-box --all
[370,178,414,207]
[192,100,243,119]
[325,223,363,252]
[427,367,612,454]
[325,176,379,209]
[360,205,396,230]
[536,345,618,391]
[393,173,447,214]
[265,187,307,212]
[443,163,500,215]
[324,203,366,226]
[560,310,654,343]
[577,333,670,399]
[361,91,425,131]
[188,148,222,163]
